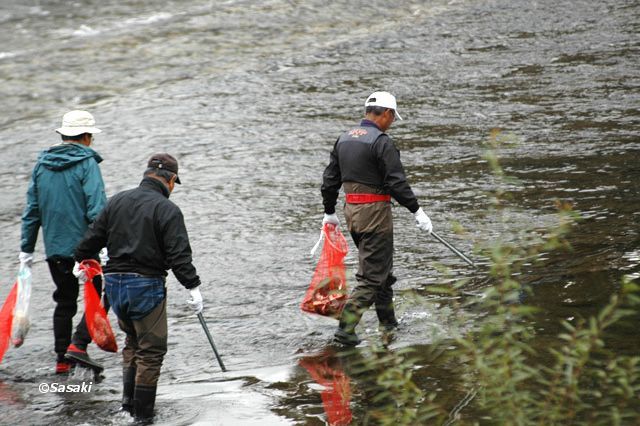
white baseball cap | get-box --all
[365,91,403,120]
[55,110,102,136]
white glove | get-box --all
[72,261,87,283]
[187,287,204,314]
[99,248,109,266]
[18,252,34,269]
[414,208,433,234]
[322,213,339,226]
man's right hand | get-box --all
[322,213,339,226]
[99,248,109,266]
[18,252,33,269]
[187,287,204,314]
[72,261,87,283]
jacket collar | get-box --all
[360,119,382,131]
[140,176,170,198]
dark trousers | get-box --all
[47,257,110,361]
[104,274,168,387]
[339,230,396,333]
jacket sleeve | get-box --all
[377,136,420,213]
[82,159,107,223]
[162,205,201,289]
[321,139,342,215]
[20,165,41,253]
[74,205,109,261]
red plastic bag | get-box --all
[301,223,349,318]
[0,283,18,364]
[80,260,117,353]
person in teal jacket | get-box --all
[19,110,108,374]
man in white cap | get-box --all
[20,110,109,373]
[321,91,433,345]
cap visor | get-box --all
[175,175,181,184]
[394,111,403,120]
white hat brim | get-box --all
[55,126,102,136]
[394,111,403,120]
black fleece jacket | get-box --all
[75,177,200,289]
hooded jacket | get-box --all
[21,142,107,258]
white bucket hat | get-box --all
[365,91,403,120]
[55,110,102,136]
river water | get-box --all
[0,0,638,424]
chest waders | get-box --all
[334,127,399,345]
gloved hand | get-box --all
[187,287,204,314]
[18,252,34,269]
[322,213,339,226]
[99,248,109,266]
[72,261,87,283]
[414,208,433,234]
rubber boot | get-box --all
[121,367,136,415]
[376,305,399,332]
[133,384,157,423]
[376,275,398,331]
[334,303,362,346]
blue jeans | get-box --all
[104,274,165,321]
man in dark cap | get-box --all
[74,153,202,422]
[321,91,433,346]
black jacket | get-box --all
[75,177,200,289]
[321,120,420,214]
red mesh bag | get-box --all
[80,260,117,353]
[301,223,348,318]
[0,283,17,364]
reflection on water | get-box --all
[299,348,352,426]
[0,0,638,423]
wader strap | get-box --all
[345,193,391,204]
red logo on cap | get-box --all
[349,129,368,138]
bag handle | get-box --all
[310,229,324,257]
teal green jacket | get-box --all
[21,143,107,259]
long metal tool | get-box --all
[197,312,227,372]
[431,231,477,269]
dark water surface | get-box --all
[0,0,638,424]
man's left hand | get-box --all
[414,208,433,234]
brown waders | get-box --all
[336,183,398,345]
[118,298,167,421]
[104,272,168,422]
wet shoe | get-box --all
[334,329,361,346]
[56,360,73,375]
[65,344,104,373]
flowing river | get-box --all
[0,0,638,424]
